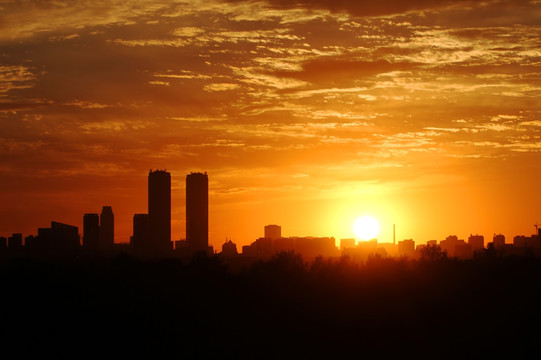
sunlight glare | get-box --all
[353,216,380,241]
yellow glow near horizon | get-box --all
[353,216,381,241]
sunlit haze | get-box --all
[1,0,540,248]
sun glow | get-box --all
[353,216,380,241]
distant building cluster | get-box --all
[238,224,339,259]
[1,170,541,261]
[337,230,541,262]
[224,226,541,262]
[0,170,212,258]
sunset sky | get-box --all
[1,0,540,248]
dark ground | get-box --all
[1,251,540,358]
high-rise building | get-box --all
[186,172,208,252]
[99,206,114,251]
[148,170,171,253]
[83,213,99,251]
[264,224,281,240]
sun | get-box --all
[353,216,380,241]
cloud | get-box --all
[171,27,206,37]
[0,0,173,41]
[232,0,541,28]
[224,0,478,17]
[64,100,112,109]
[232,66,308,89]
[203,83,240,92]
[273,58,421,89]
[521,120,541,127]
[0,65,37,94]
[149,80,171,86]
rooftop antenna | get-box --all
[393,224,396,245]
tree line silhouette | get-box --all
[1,250,539,357]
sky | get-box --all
[1,0,540,249]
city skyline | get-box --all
[1,2,540,356]
[2,168,540,258]
[1,1,540,248]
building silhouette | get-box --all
[8,233,22,249]
[24,235,36,248]
[264,225,281,240]
[83,213,99,251]
[398,239,415,257]
[340,238,355,251]
[99,206,114,251]
[243,237,273,258]
[32,222,80,256]
[513,234,540,248]
[342,239,381,262]
[186,172,208,253]
[378,242,398,257]
[427,240,437,246]
[243,226,339,259]
[148,170,172,253]
[272,236,295,253]
[131,213,150,252]
[454,242,473,259]
[220,238,238,257]
[294,236,337,258]
[440,235,463,258]
[493,234,505,249]
[468,234,485,252]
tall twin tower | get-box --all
[135,170,208,255]
[185,172,209,252]
[148,169,172,253]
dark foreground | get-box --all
[1,252,540,358]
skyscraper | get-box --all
[186,172,208,252]
[83,213,99,251]
[99,206,114,251]
[148,169,171,253]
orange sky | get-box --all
[1,0,540,249]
